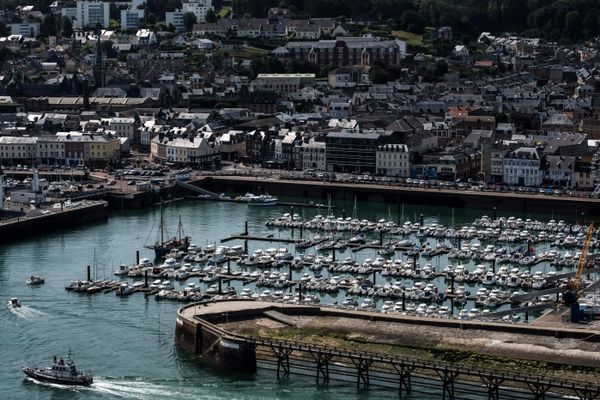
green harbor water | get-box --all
[0,197,577,399]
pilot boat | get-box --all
[22,353,93,386]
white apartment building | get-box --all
[152,136,219,165]
[376,144,410,177]
[165,9,185,32]
[182,0,213,23]
[10,22,40,38]
[109,117,136,140]
[503,147,541,187]
[299,139,326,171]
[75,1,110,29]
[0,136,38,164]
[121,9,144,30]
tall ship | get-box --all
[145,204,190,258]
[22,353,93,386]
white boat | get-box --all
[8,297,21,308]
[113,264,130,276]
[240,193,278,205]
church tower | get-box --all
[93,24,105,88]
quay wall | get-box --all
[0,201,109,243]
[176,302,257,373]
[197,176,600,217]
[176,300,600,375]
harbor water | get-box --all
[0,198,579,399]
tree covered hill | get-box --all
[230,0,600,43]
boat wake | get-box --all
[93,378,228,399]
[8,305,46,320]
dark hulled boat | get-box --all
[22,353,93,386]
[145,203,190,258]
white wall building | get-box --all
[182,0,213,23]
[0,136,38,163]
[10,22,40,38]
[503,147,541,187]
[135,29,157,46]
[376,144,410,177]
[109,117,136,140]
[75,1,110,29]
[301,139,326,171]
[120,9,144,30]
[165,9,185,32]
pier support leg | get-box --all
[351,357,373,389]
[270,346,293,379]
[244,220,248,236]
[392,362,415,397]
[526,379,552,400]
[136,250,139,265]
[479,374,504,400]
[573,386,600,400]
[310,352,332,384]
[436,368,459,400]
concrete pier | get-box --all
[176,300,600,398]
[0,200,109,243]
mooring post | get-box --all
[244,239,248,254]
[244,220,248,235]
[413,253,417,269]
[493,206,497,220]
[298,282,303,303]
[402,291,406,311]
[379,230,383,245]
[291,206,294,237]
[144,269,148,287]
[420,213,424,226]
[135,250,139,265]
[332,247,336,262]
[86,265,91,281]
[218,276,222,294]
[342,209,346,219]
[300,224,303,239]
[372,269,376,286]
[227,259,231,275]
[492,258,496,274]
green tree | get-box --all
[61,16,73,37]
[205,8,217,23]
[564,10,582,41]
[183,12,197,31]
[0,20,8,37]
[40,13,58,37]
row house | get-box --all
[375,144,410,177]
[295,138,326,171]
[503,147,541,187]
[0,136,38,165]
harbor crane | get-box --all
[564,224,594,321]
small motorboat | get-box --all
[8,297,21,308]
[22,353,93,386]
[26,275,45,285]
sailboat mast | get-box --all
[178,215,183,240]
[160,202,164,245]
